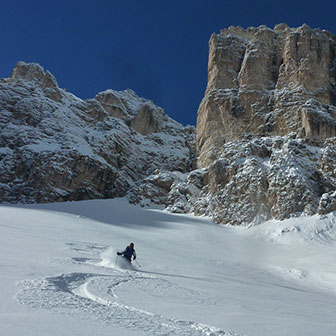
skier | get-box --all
[117,242,136,263]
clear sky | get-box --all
[1,0,335,125]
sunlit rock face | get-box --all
[186,24,336,224]
[197,24,336,167]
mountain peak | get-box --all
[10,61,59,90]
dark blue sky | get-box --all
[1,1,335,125]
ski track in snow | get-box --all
[16,240,242,336]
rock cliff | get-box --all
[197,24,336,166]
[190,24,336,224]
[0,62,195,203]
[130,24,336,225]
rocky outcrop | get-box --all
[9,61,62,102]
[0,62,195,203]
[197,24,336,167]
[130,134,336,225]
[163,24,336,225]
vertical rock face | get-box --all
[170,24,336,225]
[197,24,336,167]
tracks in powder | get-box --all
[16,240,243,336]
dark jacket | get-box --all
[120,245,136,261]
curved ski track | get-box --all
[16,240,243,336]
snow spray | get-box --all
[96,246,115,268]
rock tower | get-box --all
[197,24,336,166]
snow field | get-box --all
[1,198,336,335]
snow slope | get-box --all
[1,199,336,335]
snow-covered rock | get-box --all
[192,136,334,225]
[186,24,336,225]
[131,134,336,225]
[0,62,195,203]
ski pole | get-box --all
[135,259,141,268]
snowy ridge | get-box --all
[0,62,195,204]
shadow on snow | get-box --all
[2,198,212,230]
